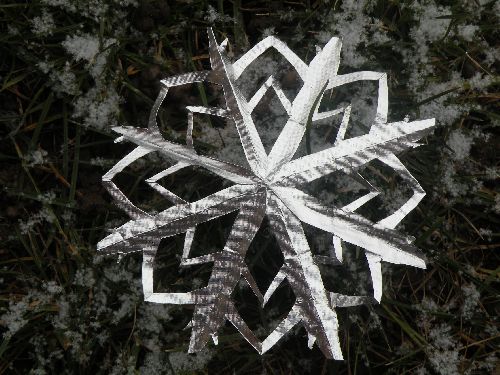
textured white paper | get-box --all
[97,28,435,359]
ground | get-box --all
[0,0,499,374]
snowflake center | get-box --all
[256,175,276,192]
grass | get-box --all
[0,0,499,374]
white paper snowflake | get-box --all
[97,28,435,359]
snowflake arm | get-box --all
[111,126,256,185]
[271,118,435,184]
[208,29,268,178]
[98,183,255,255]
[266,37,342,175]
[186,192,266,353]
[264,196,343,359]
[272,186,426,268]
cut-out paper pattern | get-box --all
[97,28,435,359]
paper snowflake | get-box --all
[97,28,435,359]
